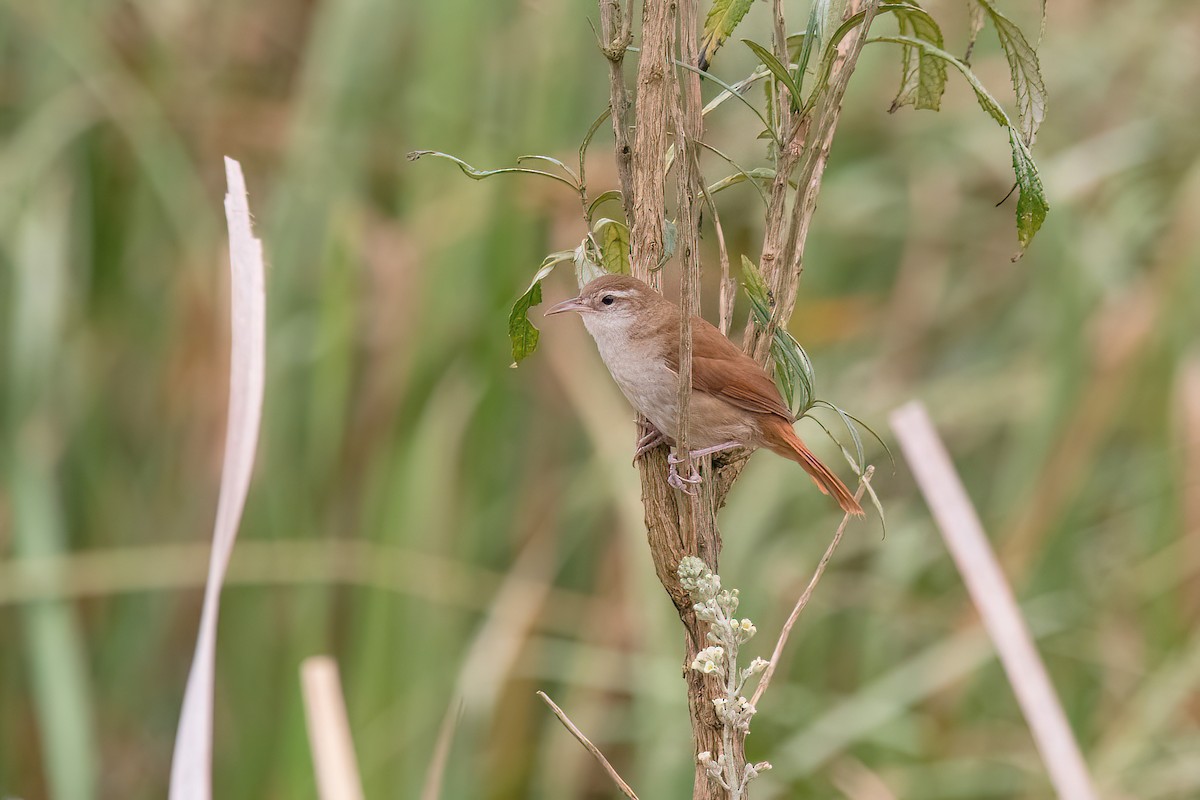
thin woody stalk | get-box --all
[606,0,882,797]
[598,0,634,204]
[747,0,881,363]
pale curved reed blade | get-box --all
[168,157,266,800]
[890,400,1098,800]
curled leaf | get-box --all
[586,190,623,224]
[508,251,574,364]
[508,283,542,365]
[1009,128,1048,252]
[574,242,606,287]
[886,4,947,112]
[407,150,579,192]
[594,218,631,275]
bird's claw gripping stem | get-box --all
[633,419,667,463]
[665,442,741,494]
[667,451,703,495]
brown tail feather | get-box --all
[761,418,864,516]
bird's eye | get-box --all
[601,295,615,306]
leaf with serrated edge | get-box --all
[1010,128,1048,249]
[699,0,754,70]
[974,0,1047,145]
[887,4,947,112]
[869,35,1048,251]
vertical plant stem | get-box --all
[301,656,366,800]
[890,402,1099,800]
[672,0,739,793]
[746,0,881,364]
[599,0,635,205]
[7,181,98,800]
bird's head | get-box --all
[544,274,663,330]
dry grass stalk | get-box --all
[609,1,885,795]
[537,691,641,800]
[889,401,1098,800]
[751,467,873,708]
[168,157,266,800]
[419,698,464,800]
[301,656,366,800]
[1180,355,1200,617]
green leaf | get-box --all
[973,0,1047,145]
[697,140,772,205]
[578,106,612,188]
[706,167,776,197]
[869,35,1049,252]
[809,415,888,532]
[586,189,623,223]
[508,251,574,364]
[662,219,679,264]
[786,32,810,63]
[814,400,865,471]
[699,0,755,71]
[741,255,816,412]
[407,150,579,192]
[880,36,1009,125]
[508,282,542,365]
[594,218,631,275]
[964,0,986,64]
[742,39,804,110]
[793,1,823,91]
[516,154,578,183]
[1010,127,1048,251]
[678,60,781,145]
[887,4,947,112]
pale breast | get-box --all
[584,317,757,449]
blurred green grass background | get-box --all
[2,0,1199,797]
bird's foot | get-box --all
[667,450,703,495]
[633,420,668,463]
[665,442,742,494]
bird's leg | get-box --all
[667,442,741,495]
[633,418,668,463]
[685,441,742,460]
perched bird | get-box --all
[546,274,862,515]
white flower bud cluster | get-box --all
[690,646,725,675]
[739,657,769,686]
[714,695,757,731]
[697,751,731,790]
[678,557,772,799]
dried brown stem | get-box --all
[537,691,641,800]
[600,0,882,796]
[751,467,873,708]
[746,0,882,364]
[599,0,635,205]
